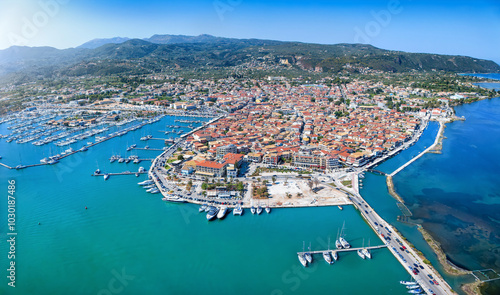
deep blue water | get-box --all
[393,98,500,294]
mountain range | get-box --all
[1,34,499,83]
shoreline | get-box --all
[386,115,491,295]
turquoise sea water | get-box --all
[365,92,500,294]
[0,116,410,295]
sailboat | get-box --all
[335,228,343,249]
[358,238,366,259]
[298,241,307,267]
[323,237,334,264]
[339,221,351,249]
[304,242,313,264]
[362,239,372,259]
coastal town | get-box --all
[1,72,499,295]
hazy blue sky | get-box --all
[1,0,499,63]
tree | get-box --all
[272,176,276,184]
[177,154,184,161]
[201,182,208,190]
[186,180,193,192]
[177,147,182,152]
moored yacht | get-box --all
[362,248,371,259]
[199,204,207,212]
[233,205,243,215]
[357,249,366,259]
[206,207,219,221]
[304,252,312,264]
[217,207,228,219]
[298,254,307,267]
[331,251,338,261]
[104,174,110,180]
[138,180,153,186]
[339,237,350,249]
[162,195,185,202]
[400,281,418,286]
[256,205,263,215]
[265,205,271,214]
[251,206,256,214]
[335,239,343,249]
[95,168,101,175]
[323,251,333,264]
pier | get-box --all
[297,244,387,256]
[92,171,148,176]
[389,121,444,177]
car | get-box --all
[419,265,424,270]
[429,280,434,285]
[433,280,439,285]
[402,246,407,250]
[374,222,379,226]
[400,247,405,251]
[365,210,368,214]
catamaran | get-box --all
[233,205,243,215]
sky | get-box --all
[0,0,499,64]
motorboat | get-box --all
[206,207,219,221]
[217,207,228,219]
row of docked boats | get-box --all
[110,155,141,164]
[201,205,229,220]
[138,179,160,193]
[250,204,271,214]
[399,281,424,294]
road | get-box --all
[347,190,454,295]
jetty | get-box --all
[297,244,387,256]
[389,121,444,177]
[92,171,148,176]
